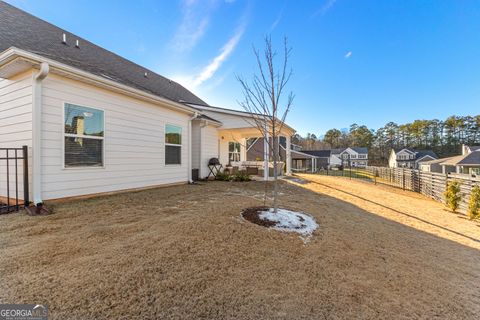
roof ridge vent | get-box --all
[75,39,79,48]
[62,33,67,44]
[144,72,148,78]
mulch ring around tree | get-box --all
[241,206,277,228]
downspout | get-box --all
[188,112,199,183]
[32,62,49,205]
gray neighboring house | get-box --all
[246,137,321,172]
[330,147,369,168]
[300,150,331,170]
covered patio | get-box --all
[217,126,293,180]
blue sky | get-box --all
[6,0,480,136]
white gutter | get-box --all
[188,112,199,183]
[32,62,49,205]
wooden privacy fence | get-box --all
[365,166,480,213]
[317,166,480,214]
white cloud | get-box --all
[192,26,245,87]
[269,4,285,32]
[171,23,245,92]
[170,0,214,53]
[344,51,352,58]
[312,0,337,18]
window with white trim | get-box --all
[64,103,104,167]
[229,142,241,162]
[165,124,182,165]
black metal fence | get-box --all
[0,146,29,214]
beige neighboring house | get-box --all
[0,3,295,204]
[419,145,480,176]
[441,145,480,176]
[418,158,446,173]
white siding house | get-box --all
[0,71,34,202]
[389,148,437,169]
[0,3,296,205]
[40,74,192,200]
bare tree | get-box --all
[237,36,294,213]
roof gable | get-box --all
[396,148,416,155]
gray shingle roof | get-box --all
[0,2,207,106]
[414,150,438,160]
[302,150,331,158]
[394,148,437,160]
[331,147,368,155]
[458,151,480,166]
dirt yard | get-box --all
[1,177,480,319]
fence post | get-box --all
[22,145,29,207]
[374,168,377,185]
[402,168,406,190]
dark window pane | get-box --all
[229,152,240,162]
[165,124,182,145]
[166,145,181,165]
[65,104,104,137]
[229,142,240,152]
[65,137,103,167]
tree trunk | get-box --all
[273,132,279,214]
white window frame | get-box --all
[228,141,241,162]
[62,102,105,170]
[165,123,182,166]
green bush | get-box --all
[215,172,232,181]
[232,172,251,182]
[215,171,251,182]
[444,180,462,212]
[467,185,480,220]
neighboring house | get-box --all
[245,137,322,172]
[331,148,369,168]
[388,148,437,169]
[419,158,445,173]
[440,145,480,176]
[301,150,331,170]
[0,3,295,204]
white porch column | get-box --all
[286,135,291,175]
[263,131,269,181]
[240,137,247,162]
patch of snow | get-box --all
[258,208,318,239]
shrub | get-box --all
[444,180,462,212]
[215,172,232,181]
[232,172,251,182]
[467,185,480,220]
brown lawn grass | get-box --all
[1,178,480,319]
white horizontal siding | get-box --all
[0,72,33,201]
[199,125,219,178]
[40,74,190,200]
